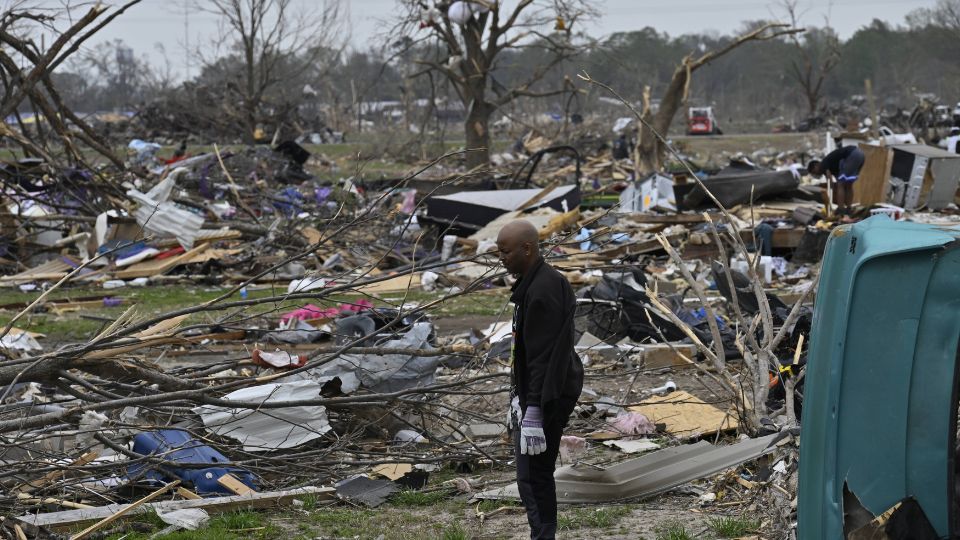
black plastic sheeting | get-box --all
[575,267,738,358]
[681,168,799,210]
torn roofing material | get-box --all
[193,379,331,452]
[474,433,779,504]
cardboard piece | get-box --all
[372,463,413,481]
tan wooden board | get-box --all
[217,474,256,496]
[114,243,210,279]
[21,487,335,531]
[628,390,739,437]
[855,143,893,206]
[353,272,423,294]
[0,256,76,283]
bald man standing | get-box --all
[497,220,583,540]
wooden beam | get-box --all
[20,487,335,532]
[627,214,708,224]
[71,480,181,540]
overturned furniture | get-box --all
[855,143,960,210]
[799,216,960,538]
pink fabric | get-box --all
[280,299,373,323]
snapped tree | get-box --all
[634,22,803,175]
[394,0,596,169]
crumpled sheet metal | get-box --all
[475,433,779,503]
[193,379,331,452]
[305,322,439,394]
[127,176,203,249]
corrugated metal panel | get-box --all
[475,433,779,503]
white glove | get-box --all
[519,406,547,456]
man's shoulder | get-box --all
[529,262,571,293]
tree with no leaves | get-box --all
[633,22,803,175]
[908,0,960,36]
[393,1,596,169]
[781,0,841,118]
[198,0,345,143]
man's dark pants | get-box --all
[515,398,577,540]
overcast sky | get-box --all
[87,0,935,79]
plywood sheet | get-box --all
[628,390,739,437]
[854,144,892,206]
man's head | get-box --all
[807,159,823,176]
[496,220,540,277]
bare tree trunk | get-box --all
[636,60,689,175]
[633,23,803,175]
[465,98,492,169]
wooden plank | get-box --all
[538,209,580,239]
[0,257,75,284]
[17,451,99,493]
[353,272,423,294]
[217,474,256,496]
[21,487,335,532]
[176,487,202,500]
[641,344,698,369]
[114,243,210,279]
[70,480,181,540]
[16,494,93,510]
[854,143,892,206]
[517,181,560,212]
[627,214,707,224]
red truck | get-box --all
[687,106,722,135]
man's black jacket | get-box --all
[510,258,584,416]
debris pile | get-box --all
[3,106,960,538]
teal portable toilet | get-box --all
[799,215,960,537]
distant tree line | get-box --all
[45,3,960,140]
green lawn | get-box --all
[0,283,510,340]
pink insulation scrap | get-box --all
[609,411,656,435]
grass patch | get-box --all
[441,521,471,540]
[390,489,450,507]
[654,520,694,540]
[297,492,323,511]
[709,515,760,537]
[101,510,278,540]
[558,506,631,530]
[309,508,379,537]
